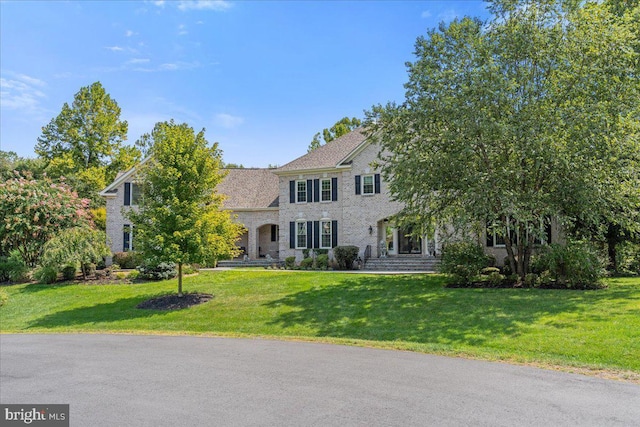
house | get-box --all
[100,128,560,267]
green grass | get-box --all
[1,271,639,376]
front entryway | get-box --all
[398,227,422,255]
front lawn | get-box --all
[1,271,639,379]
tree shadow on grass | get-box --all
[27,295,177,329]
[265,275,639,347]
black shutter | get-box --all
[124,182,131,206]
[289,181,295,203]
[486,224,494,247]
[355,175,361,195]
[123,225,130,251]
[313,179,320,203]
[306,180,313,203]
[313,221,320,249]
[306,221,313,249]
[271,225,277,242]
[374,174,381,194]
[290,222,295,249]
[331,220,338,248]
[331,177,338,201]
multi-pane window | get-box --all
[362,175,374,195]
[130,183,141,205]
[321,220,332,248]
[296,180,307,203]
[123,224,134,251]
[296,222,307,248]
[321,179,332,202]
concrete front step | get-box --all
[364,257,441,272]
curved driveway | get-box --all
[1,334,639,426]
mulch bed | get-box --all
[136,293,213,310]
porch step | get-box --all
[217,259,284,268]
[363,257,441,272]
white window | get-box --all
[362,175,374,195]
[321,179,332,202]
[131,183,141,205]
[296,222,307,249]
[321,220,332,249]
[296,180,307,203]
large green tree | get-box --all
[127,120,243,296]
[366,0,640,280]
[35,82,140,205]
[308,116,362,151]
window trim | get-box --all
[320,178,332,202]
[123,224,134,252]
[295,221,307,249]
[361,175,375,195]
[320,220,332,249]
[296,180,307,203]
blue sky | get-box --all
[1,0,489,168]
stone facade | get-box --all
[101,129,560,266]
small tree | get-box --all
[0,174,92,266]
[127,120,243,296]
[40,227,111,279]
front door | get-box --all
[398,227,422,254]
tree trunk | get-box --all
[178,262,183,297]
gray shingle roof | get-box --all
[217,168,279,209]
[276,128,368,173]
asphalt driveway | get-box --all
[1,334,639,426]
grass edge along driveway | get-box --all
[1,270,639,383]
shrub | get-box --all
[33,266,58,284]
[299,257,314,269]
[481,267,500,275]
[115,272,128,280]
[112,251,143,269]
[533,241,606,289]
[616,242,640,275]
[0,251,30,283]
[137,262,178,281]
[316,254,329,270]
[524,273,538,288]
[487,271,505,287]
[440,241,490,284]
[333,246,359,270]
[128,270,140,280]
[61,265,77,280]
[285,256,296,269]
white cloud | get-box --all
[0,73,47,112]
[127,58,151,64]
[421,11,432,18]
[214,113,244,129]
[178,24,188,35]
[177,1,231,11]
[438,9,459,22]
[105,46,125,52]
[125,30,135,37]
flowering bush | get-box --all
[0,173,92,266]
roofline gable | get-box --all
[98,156,151,197]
